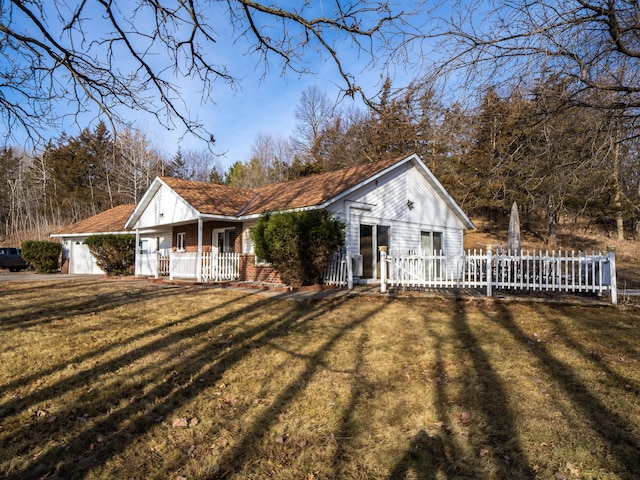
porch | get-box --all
[137,251,241,282]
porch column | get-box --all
[196,218,203,282]
[135,228,140,277]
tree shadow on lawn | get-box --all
[198,297,390,479]
[1,286,388,479]
[0,279,196,331]
[0,284,278,477]
[510,301,640,477]
[388,294,536,479]
[0,282,245,399]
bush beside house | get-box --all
[84,234,136,276]
[251,210,345,287]
[21,240,62,273]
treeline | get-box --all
[1,125,170,242]
[2,77,639,246]
[223,79,640,244]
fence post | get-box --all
[196,218,203,283]
[380,249,387,293]
[486,245,493,297]
[607,246,618,305]
[346,247,354,290]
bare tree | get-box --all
[1,0,417,146]
[433,1,640,111]
[114,129,168,203]
[292,86,335,161]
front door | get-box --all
[359,224,390,279]
[213,228,236,255]
[212,229,225,256]
[360,224,374,278]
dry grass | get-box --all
[1,278,639,479]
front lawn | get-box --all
[0,279,638,479]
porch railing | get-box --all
[168,252,240,281]
[201,252,240,282]
[169,252,198,279]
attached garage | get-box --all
[50,204,137,275]
[67,239,103,274]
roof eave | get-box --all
[50,231,131,238]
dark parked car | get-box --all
[0,247,29,272]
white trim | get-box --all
[50,231,130,238]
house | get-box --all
[125,153,474,284]
[50,204,138,274]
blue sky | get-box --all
[3,1,432,170]
[139,2,421,170]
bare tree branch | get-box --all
[431,0,640,110]
[0,0,417,147]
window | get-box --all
[421,231,443,278]
[420,231,443,254]
[139,239,149,254]
[176,232,186,252]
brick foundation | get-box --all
[239,254,285,285]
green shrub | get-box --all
[251,210,345,287]
[84,234,136,276]
[21,240,62,273]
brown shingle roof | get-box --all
[159,177,255,216]
[244,155,404,214]
[160,155,406,217]
[52,204,136,235]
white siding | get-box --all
[327,161,468,260]
[135,184,198,229]
[406,164,467,230]
[241,220,257,254]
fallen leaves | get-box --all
[172,416,200,429]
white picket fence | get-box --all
[381,249,617,304]
[324,251,350,287]
[159,254,170,276]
